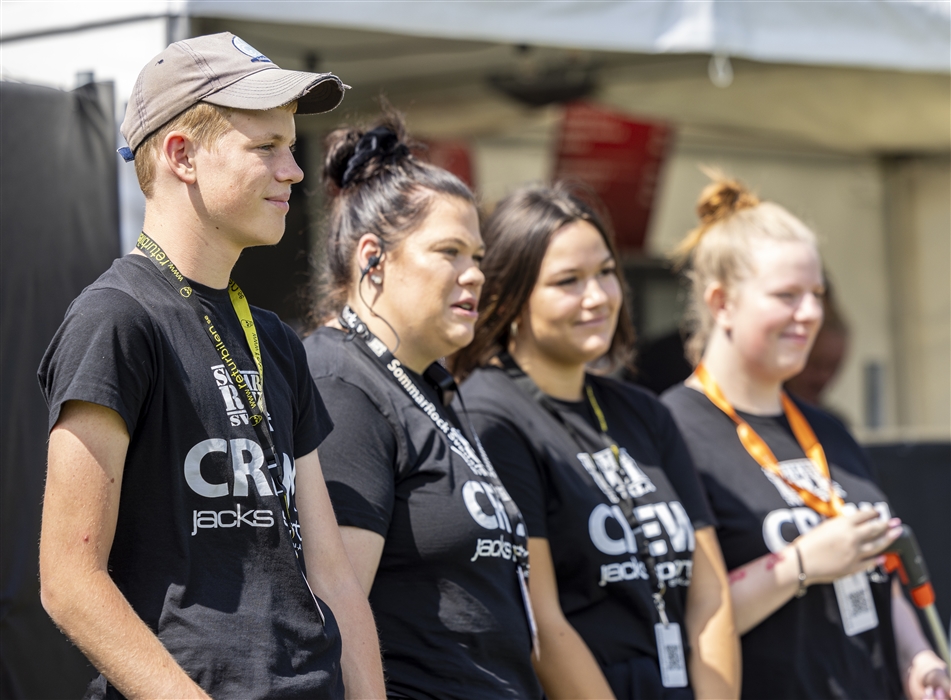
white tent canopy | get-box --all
[3,1,949,75]
[184,0,951,74]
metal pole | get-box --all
[923,605,951,668]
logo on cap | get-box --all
[232,36,272,64]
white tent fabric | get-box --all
[186,0,951,74]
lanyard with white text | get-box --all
[339,306,539,655]
[498,353,670,622]
[694,362,843,518]
[135,233,312,586]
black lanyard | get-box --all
[338,306,539,650]
[135,232,324,621]
[498,352,671,621]
[339,306,530,568]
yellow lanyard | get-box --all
[228,280,266,416]
[136,232,316,600]
[585,384,620,461]
[694,363,842,518]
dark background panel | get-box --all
[1,80,118,699]
[231,136,313,331]
[867,442,951,642]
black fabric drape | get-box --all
[1,80,119,699]
[867,442,951,638]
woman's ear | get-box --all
[704,281,733,330]
[356,234,385,277]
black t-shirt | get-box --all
[463,366,716,699]
[303,328,541,700]
[38,255,342,700]
[662,384,903,700]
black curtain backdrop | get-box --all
[231,136,312,331]
[1,80,119,699]
[867,442,951,642]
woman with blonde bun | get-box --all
[661,174,949,699]
[303,112,541,699]
[455,184,740,700]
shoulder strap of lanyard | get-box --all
[694,362,842,518]
[134,233,322,617]
[497,352,670,616]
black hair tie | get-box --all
[341,126,409,187]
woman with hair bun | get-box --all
[302,113,541,699]
[453,183,741,699]
[661,174,949,699]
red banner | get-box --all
[553,103,671,252]
[417,140,475,190]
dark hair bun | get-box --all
[322,128,363,189]
[322,113,411,189]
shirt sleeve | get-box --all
[654,399,718,531]
[314,375,398,537]
[37,288,155,435]
[468,410,549,540]
[286,328,334,459]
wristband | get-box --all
[794,544,808,598]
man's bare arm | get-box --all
[40,400,209,699]
[295,448,386,699]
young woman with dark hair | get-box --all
[302,113,542,699]
[661,174,949,699]
[453,183,740,699]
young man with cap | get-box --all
[37,33,385,699]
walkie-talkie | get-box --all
[883,524,950,667]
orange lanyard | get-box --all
[694,363,843,518]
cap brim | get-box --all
[204,69,345,115]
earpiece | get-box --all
[360,253,382,282]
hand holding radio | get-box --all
[795,509,902,586]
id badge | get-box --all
[517,566,540,660]
[833,571,879,636]
[654,622,688,688]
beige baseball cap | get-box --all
[119,32,346,160]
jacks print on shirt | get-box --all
[184,364,296,539]
[580,447,695,588]
[590,500,696,588]
[464,480,528,563]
